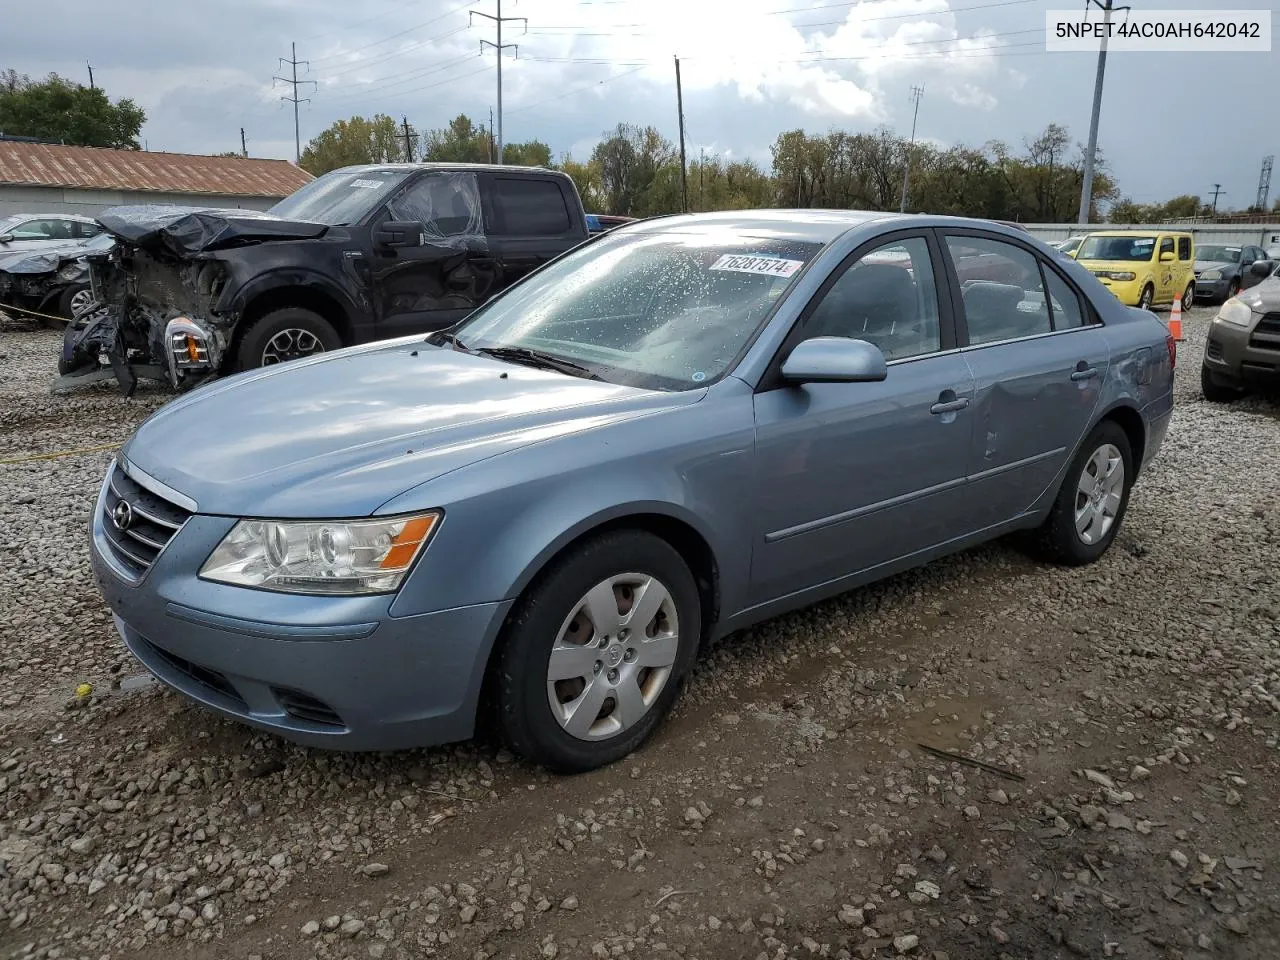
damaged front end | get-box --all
[57,241,231,396]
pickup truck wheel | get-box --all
[1032,421,1133,567]
[236,307,341,371]
[496,530,700,774]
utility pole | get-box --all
[274,42,316,163]
[699,146,705,210]
[86,62,95,91]
[471,1,526,164]
[674,56,688,214]
[899,84,924,214]
[240,127,247,157]
[398,116,418,162]
[1209,183,1224,214]
[489,107,495,163]
[1257,155,1274,211]
[1077,0,1131,225]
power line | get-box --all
[324,26,472,78]
[274,42,317,163]
[471,0,527,163]
[322,50,480,103]
[506,64,646,116]
[308,1,479,64]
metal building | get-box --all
[0,140,313,217]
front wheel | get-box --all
[1137,284,1154,311]
[1180,283,1194,312]
[1032,421,1133,566]
[496,530,700,773]
[58,285,94,319]
[235,307,341,372]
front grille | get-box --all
[141,637,248,708]
[100,462,191,579]
[272,687,345,728]
[1206,339,1224,361]
[1249,312,1280,352]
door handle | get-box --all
[1070,365,1099,381]
[930,397,970,415]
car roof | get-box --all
[1085,229,1191,237]
[2,212,96,223]
[617,209,899,244]
[331,162,563,176]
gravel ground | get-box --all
[2,307,1278,960]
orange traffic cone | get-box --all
[1168,291,1185,342]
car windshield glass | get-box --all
[1197,245,1241,263]
[453,232,822,391]
[0,215,24,231]
[1077,236,1157,261]
[268,169,410,225]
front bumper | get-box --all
[1203,316,1280,386]
[89,479,513,751]
[1193,277,1230,301]
[1092,276,1145,306]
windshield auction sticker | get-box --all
[710,255,804,277]
[1046,9,1270,51]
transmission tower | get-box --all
[1257,156,1274,211]
[274,42,316,163]
[471,1,527,163]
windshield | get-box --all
[1077,236,1158,261]
[452,232,822,391]
[1197,245,1241,263]
[268,168,410,225]
[0,215,24,230]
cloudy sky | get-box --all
[6,0,1278,211]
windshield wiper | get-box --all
[474,345,603,380]
[426,330,471,351]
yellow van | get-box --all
[1074,230,1195,310]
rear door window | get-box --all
[491,178,572,236]
[944,235,1051,345]
[1177,236,1192,261]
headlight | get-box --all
[1216,298,1254,327]
[200,512,440,595]
[1200,269,1222,281]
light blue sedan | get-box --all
[89,211,1175,772]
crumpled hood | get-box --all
[0,238,98,275]
[97,205,329,258]
[121,339,699,517]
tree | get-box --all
[590,123,674,216]
[0,70,144,149]
[557,156,604,211]
[420,114,489,163]
[299,115,402,175]
[503,139,552,167]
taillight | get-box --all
[1166,332,1176,371]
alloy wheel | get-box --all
[262,328,325,365]
[546,573,680,741]
[1074,443,1125,545]
[68,289,94,317]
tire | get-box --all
[57,285,93,319]
[234,307,341,372]
[1201,364,1244,403]
[1137,284,1154,311]
[1180,283,1194,312]
[1033,421,1133,567]
[495,530,701,773]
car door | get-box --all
[750,231,977,603]
[1241,246,1264,290]
[481,174,583,292]
[1176,235,1194,298]
[1153,235,1177,303]
[368,171,502,337]
[941,231,1109,530]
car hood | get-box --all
[0,239,98,274]
[1194,259,1235,272]
[97,205,329,259]
[121,339,700,517]
[1238,276,1280,310]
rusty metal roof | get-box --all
[0,142,314,199]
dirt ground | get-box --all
[1,306,1278,960]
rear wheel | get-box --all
[1137,284,1154,311]
[496,530,700,773]
[1201,364,1244,403]
[235,307,341,372]
[1033,421,1133,566]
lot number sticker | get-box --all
[710,254,804,277]
[350,179,387,189]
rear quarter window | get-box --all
[1177,237,1191,261]
[492,177,572,236]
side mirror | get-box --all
[780,337,888,385]
[0,234,12,244]
[1159,251,1175,262]
[374,221,423,248]
[1250,260,1272,277]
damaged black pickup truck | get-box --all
[60,163,589,394]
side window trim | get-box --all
[757,228,957,392]
[939,228,1102,348]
